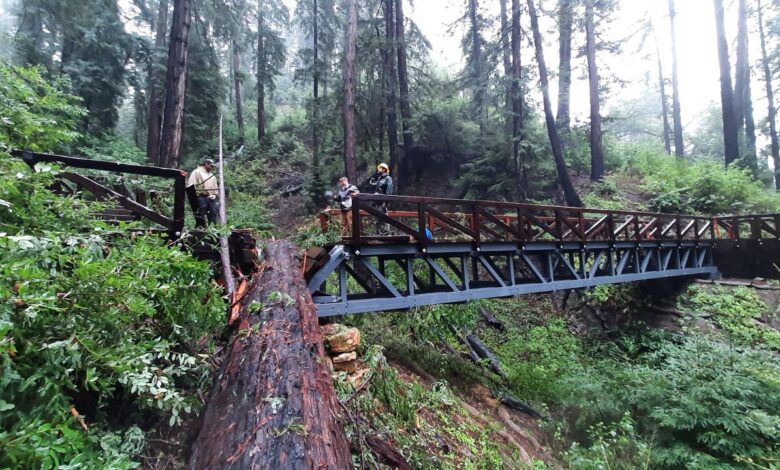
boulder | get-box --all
[326,328,361,353]
[321,323,347,337]
[333,360,358,374]
[332,351,357,363]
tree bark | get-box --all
[312,0,322,196]
[146,0,168,165]
[499,0,512,116]
[713,0,740,166]
[468,0,485,131]
[735,0,758,171]
[232,40,245,143]
[757,0,780,190]
[526,0,582,207]
[511,0,526,200]
[342,0,358,182]
[159,0,192,169]
[668,0,685,157]
[257,2,266,143]
[395,0,414,150]
[585,0,604,181]
[557,0,573,133]
[189,240,351,469]
[383,0,399,187]
[652,21,672,155]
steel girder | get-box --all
[309,241,718,317]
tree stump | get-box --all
[189,240,351,469]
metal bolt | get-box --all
[355,250,361,256]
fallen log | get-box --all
[465,332,507,379]
[189,240,351,469]
[479,306,505,330]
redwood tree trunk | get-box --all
[668,0,684,157]
[527,0,582,207]
[557,0,573,133]
[383,0,399,187]
[713,0,740,166]
[468,0,485,131]
[735,0,757,170]
[585,0,604,181]
[232,39,245,143]
[342,0,358,182]
[499,0,512,116]
[146,0,168,165]
[257,2,266,142]
[511,0,526,200]
[757,0,780,189]
[395,0,414,150]
[159,0,192,169]
[651,19,672,154]
[189,240,351,469]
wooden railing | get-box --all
[13,150,196,236]
[320,194,779,245]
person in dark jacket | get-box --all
[368,163,393,234]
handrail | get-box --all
[13,149,189,236]
[324,194,780,245]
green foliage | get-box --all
[497,317,581,402]
[564,412,652,470]
[0,64,85,151]
[620,144,780,214]
[682,285,780,348]
[0,83,224,466]
[224,152,274,233]
[557,333,780,469]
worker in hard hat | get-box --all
[369,163,393,196]
[368,163,394,234]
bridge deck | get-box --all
[308,195,780,316]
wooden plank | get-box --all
[14,149,183,178]
[61,172,174,228]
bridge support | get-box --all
[309,241,718,317]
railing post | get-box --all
[675,216,682,242]
[352,196,361,244]
[578,210,586,241]
[554,210,563,242]
[472,203,481,244]
[607,213,615,242]
[633,216,641,241]
[418,203,427,245]
[518,207,527,242]
[750,217,761,239]
[172,173,185,236]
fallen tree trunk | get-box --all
[479,306,505,330]
[190,240,351,469]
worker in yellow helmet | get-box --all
[368,163,394,235]
[369,163,393,196]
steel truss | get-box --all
[309,241,718,317]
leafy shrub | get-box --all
[558,334,780,468]
[564,412,652,470]
[0,64,85,151]
[501,318,582,402]
[682,285,780,348]
[0,69,226,467]
[620,145,780,214]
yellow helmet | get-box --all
[377,163,390,173]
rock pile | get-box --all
[321,324,361,374]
